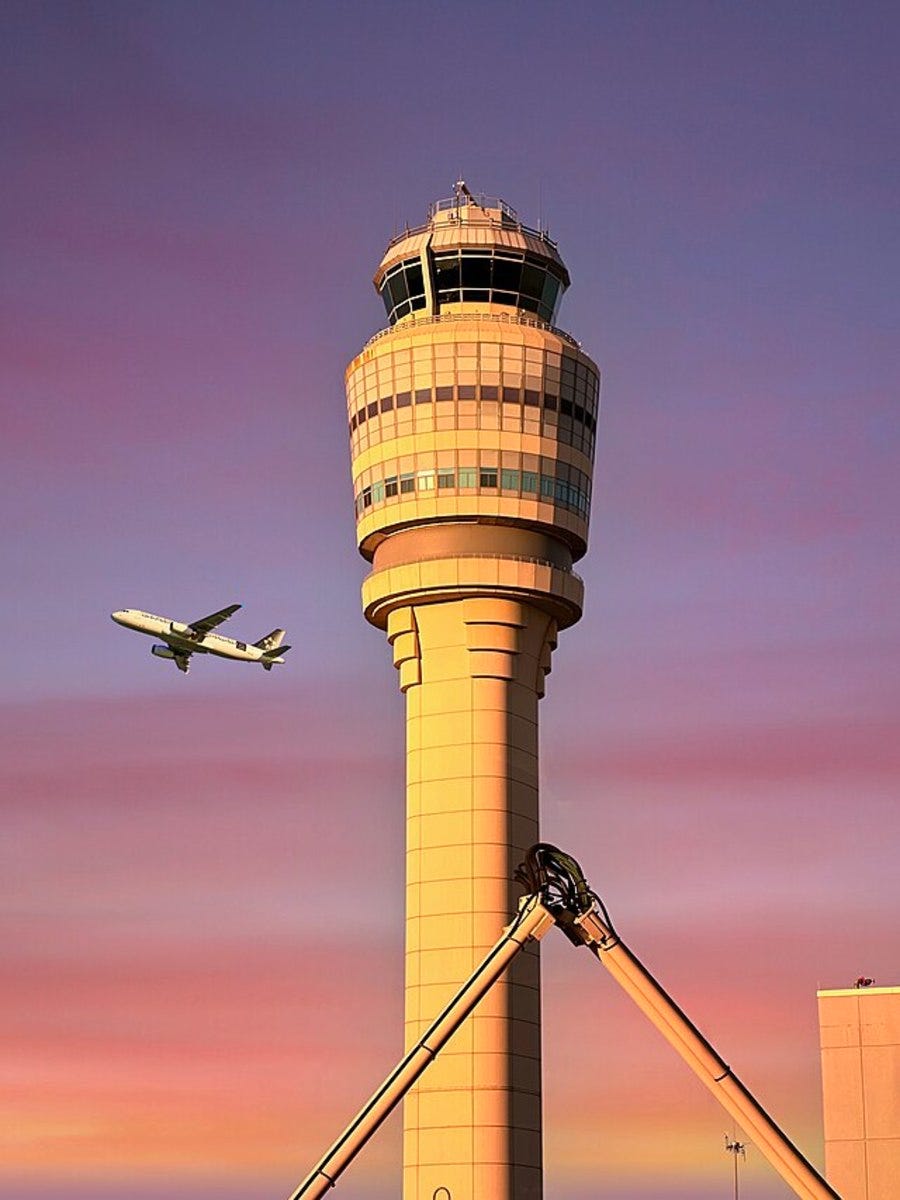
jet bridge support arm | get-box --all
[565,907,838,1200]
[521,845,840,1200]
[286,895,556,1200]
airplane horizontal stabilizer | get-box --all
[262,643,291,658]
[260,644,290,672]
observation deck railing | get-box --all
[361,310,581,353]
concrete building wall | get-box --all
[397,597,552,1200]
[818,986,900,1200]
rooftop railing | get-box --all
[385,196,558,253]
[430,193,519,220]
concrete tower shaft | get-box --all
[345,189,599,1200]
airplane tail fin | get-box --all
[261,644,291,672]
[254,628,285,651]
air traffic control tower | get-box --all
[345,185,600,1200]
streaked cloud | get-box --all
[3,4,897,1198]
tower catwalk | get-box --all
[345,187,599,1200]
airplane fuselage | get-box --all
[111,609,287,668]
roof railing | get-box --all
[385,201,557,253]
[429,193,519,221]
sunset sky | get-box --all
[2,4,898,1199]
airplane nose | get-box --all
[111,610,129,625]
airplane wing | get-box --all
[174,651,192,674]
[187,604,241,637]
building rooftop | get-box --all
[817,984,900,996]
[384,181,560,257]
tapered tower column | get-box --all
[391,595,552,1200]
[345,187,599,1200]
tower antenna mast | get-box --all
[725,1134,748,1200]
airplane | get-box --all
[111,604,290,675]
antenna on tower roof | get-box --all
[454,179,484,211]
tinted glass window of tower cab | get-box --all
[379,251,564,325]
[379,258,427,323]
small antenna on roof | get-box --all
[455,179,483,211]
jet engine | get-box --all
[151,645,176,659]
[169,621,192,636]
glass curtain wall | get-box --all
[380,251,566,325]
